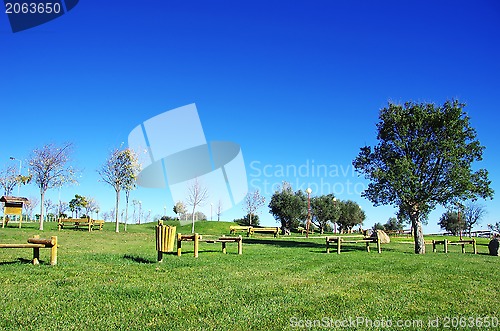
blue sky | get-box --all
[1,1,499,232]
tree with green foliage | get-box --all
[234,214,260,226]
[310,194,339,234]
[384,217,405,231]
[353,100,493,254]
[28,143,77,230]
[98,148,141,233]
[69,194,87,218]
[173,201,187,220]
[438,211,465,236]
[268,182,306,234]
[373,222,385,231]
[337,200,365,233]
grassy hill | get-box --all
[0,221,498,330]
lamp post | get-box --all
[138,201,142,224]
[306,188,312,238]
[210,203,213,221]
[9,156,22,196]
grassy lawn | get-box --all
[0,221,499,330]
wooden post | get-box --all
[194,233,199,258]
[222,242,226,254]
[461,243,465,254]
[238,235,242,255]
[377,238,381,254]
[177,233,182,256]
[444,239,448,253]
[50,236,57,265]
[432,240,436,253]
[337,237,341,254]
[366,240,370,253]
[326,237,330,254]
[473,239,477,254]
[2,214,5,228]
[32,235,40,265]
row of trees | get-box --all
[268,182,365,234]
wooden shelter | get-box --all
[1,196,28,228]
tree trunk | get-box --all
[249,213,252,226]
[411,215,425,254]
[115,190,120,233]
[124,192,129,232]
[39,190,45,231]
[191,206,196,233]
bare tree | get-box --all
[0,165,19,196]
[244,190,266,225]
[186,178,208,233]
[28,143,77,230]
[463,202,487,237]
[43,199,55,221]
[84,197,99,218]
[98,148,140,233]
[23,196,39,221]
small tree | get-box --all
[243,190,266,226]
[69,194,86,218]
[98,148,140,233]
[438,211,465,236]
[23,196,39,222]
[384,217,405,232]
[173,201,187,220]
[185,178,208,233]
[353,101,493,253]
[0,165,18,196]
[28,143,77,230]
[337,200,365,233]
[268,182,307,234]
[310,194,340,234]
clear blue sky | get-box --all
[1,1,499,232]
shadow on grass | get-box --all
[123,254,156,264]
[243,238,325,249]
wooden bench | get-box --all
[58,218,104,232]
[175,233,243,258]
[326,236,381,254]
[248,227,279,237]
[432,239,477,254]
[229,225,252,234]
[0,235,58,265]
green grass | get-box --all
[0,221,499,330]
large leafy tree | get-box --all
[268,182,306,234]
[310,194,339,234]
[337,200,365,233]
[28,143,77,230]
[353,100,493,254]
[98,148,141,233]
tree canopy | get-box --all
[353,100,493,253]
